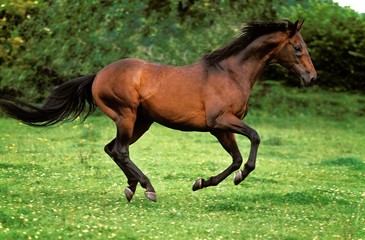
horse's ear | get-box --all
[289,20,299,38]
[297,20,304,32]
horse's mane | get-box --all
[203,20,294,66]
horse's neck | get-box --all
[225,33,284,88]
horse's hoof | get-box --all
[145,192,157,202]
[234,171,243,185]
[192,178,204,191]
[125,187,134,202]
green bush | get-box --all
[0,0,278,101]
[0,0,148,100]
[278,0,365,91]
[0,0,363,102]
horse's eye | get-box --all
[294,45,302,52]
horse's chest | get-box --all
[228,91,250,117]
[233,102,249,119]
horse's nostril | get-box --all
[310,74,317,83]
[308,77,317,86]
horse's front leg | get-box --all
[192,130,243,190]
[211,113,260,185]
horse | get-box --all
[0,20,316,202]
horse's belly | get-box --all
[140,100,207,131]
[156,113,208,131]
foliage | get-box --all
[0,0,364,101]
[1,85,364,239]
[0,0,39,64]
[278,0,365,91]
[0,0,149,100]
[0,0,278,101]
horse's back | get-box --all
[137,61,209,130]
[92,58,208,129]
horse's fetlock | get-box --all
[232,158,243,170]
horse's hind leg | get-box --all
[105,139,138,201]
[114,141,156,202]
[193,131,243,190]
[124,116,154,200]
[130,116,153,145]
[106,112,156,202]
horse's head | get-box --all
[275,20,317,86]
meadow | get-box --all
[0,84,364,239]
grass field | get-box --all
[0,85,364,239]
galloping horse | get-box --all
[0,20,316,202]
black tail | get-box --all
[0,74,97,127]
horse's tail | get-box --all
[0,74,97,127]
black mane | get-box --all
[203,20,294,66]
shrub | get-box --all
[0,0,363,102]
[0,0,278,101]
[278,0,365,91]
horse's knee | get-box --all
[251,131,261,146]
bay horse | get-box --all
[0,20,316,202]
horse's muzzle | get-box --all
[301,72,317,86]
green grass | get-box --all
[0,85,364,239]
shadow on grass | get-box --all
[0,163,44,171]
[202,188,349,213]
[321,157,365,171]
